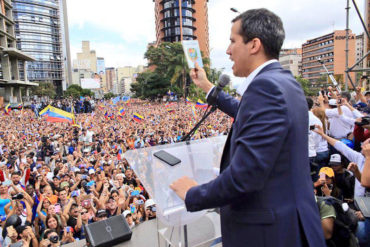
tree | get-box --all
[104,92,115,99]
[65,84,93,98]
[143,42,211,99]
[295,76,317,96]
[131,71,170,100]
[31,82,56,98]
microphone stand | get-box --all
[181,104,218,145]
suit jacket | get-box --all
[185,62,326,247]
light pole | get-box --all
[230,8,240,14]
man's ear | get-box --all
[250,38,263,55]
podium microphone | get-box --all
[207,74,231,106]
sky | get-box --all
[66,0,367,88]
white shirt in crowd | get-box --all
[325,106,354,139]
[308,111,322,158]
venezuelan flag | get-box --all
[71,106,77,125]
[117,149,122,161]
[186,97,191,104]
[4,103,11,115]
[122,96,130,103]
[45,106,73,123]
[119,108,125,116]
[39,105,51,116]
[191,105,197,119]
[167,109,175,113]
[14,103,22,109]
[133,113,144,123]
[196,99,208,108]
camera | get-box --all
[12,193,24,200]
[355,116,370,127]
[309,125,315,131]
[49,235,59,243]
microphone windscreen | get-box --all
[219,74,231,87]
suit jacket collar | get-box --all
[236,59,279,96]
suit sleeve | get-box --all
[185,79,289,211]
[214,90,240,118]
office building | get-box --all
[301,30,356,86]
[72,41,108,91]
[153,0,209,58]
[279,48,302,77]
[116,66,144,95]
[355,33,365,69]
[12,0,72,95]
[0,0,36,106]
[74,41,97,73]
[105,67,116,93]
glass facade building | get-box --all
[12,0,71,95]
[154,0,209,57]
[161,0,196,42]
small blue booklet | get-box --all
[182,40,204,69]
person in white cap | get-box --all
[144,199,156,221]
[123,210,135,229]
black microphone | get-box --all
[207,74,231,106]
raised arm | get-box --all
[361,139,370,188]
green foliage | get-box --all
[295,76,318,96]
[131,71,170,100]
[65,84,93,98]
[31,82,56,98]
[104,92,115,99]
[141,42,212,100]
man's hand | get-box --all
[190,63,213,94]
[170,176,198,201]
[348,162,359,173]
[355,211,365,221]
[313,125,325,136]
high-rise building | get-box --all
[12,0,72,95]
[74,41,97,73]
[279,48,302,77]
[105,67,116,93]
[153,0,209,58]
[116,66,145,95]
[355,34,365,69]
[301,30,356,87]
[0,0,37,105]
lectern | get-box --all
[124,136,226,247]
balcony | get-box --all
[4,47,36,61]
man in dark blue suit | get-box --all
[170,9,326,247]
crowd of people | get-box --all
[1,84,370,246]
[308,85,370,247]
[0,98,231,246]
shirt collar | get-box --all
[236,59,278,96]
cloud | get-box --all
[70,41,147,68]
[67,0,155,44]
[67,0,366,88]
[207,0,366,87]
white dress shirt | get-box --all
[206,59,278,98]
[325,106,354,139]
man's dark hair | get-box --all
[306,97,314,110]
[43,229,57,239]
[232,8,285,59]
[340,92,351,102]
